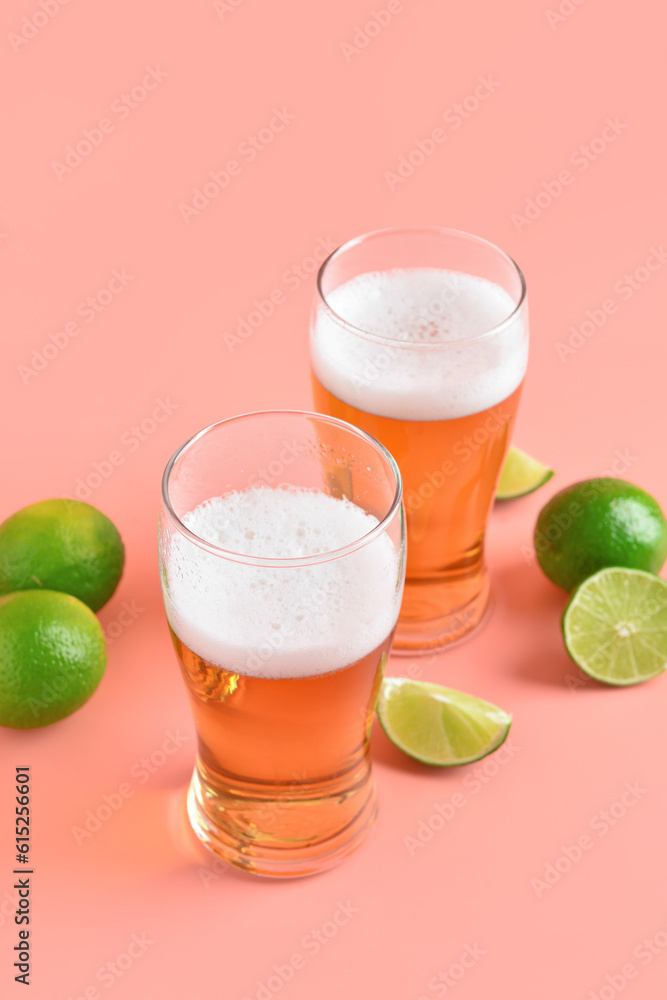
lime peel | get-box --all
[0,499,124,612]
[496,446,554,500]
[0,589,107,728]
[535,478,667,592]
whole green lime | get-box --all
[535,478,667,591]
[0,590,107,728]
[0,499,124,611]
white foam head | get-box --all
[163,486,402,679]
[311,268,527,420]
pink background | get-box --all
[1,1,666,997]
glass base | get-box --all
[186,765,378,879]
[392,575,492,654]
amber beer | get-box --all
[159,412,404,877]
[313,377,522,633]
[171,631,390,856]
[311,229,528,650]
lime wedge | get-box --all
[377,678,512,766]
[496,446,554,499]
[562,568,667,685]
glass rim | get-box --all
[161,409,403,568]
[315,225,527,351]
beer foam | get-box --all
[311,268,527,420]
[163,486,402,679]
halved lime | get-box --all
[377,678,512,766]
[562,567,667,686]
[496,446,554,500]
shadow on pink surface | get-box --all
[63,783,253,886]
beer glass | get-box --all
[311,227,528,652]
[159,411,404,877]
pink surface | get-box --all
[1,1,666,997]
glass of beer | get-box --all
[311,227,528,652]
[159,411,404,878]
